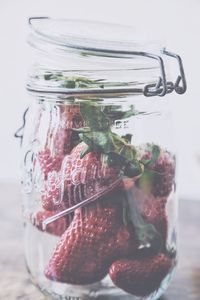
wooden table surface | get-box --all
[0,183,199,300]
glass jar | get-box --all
[20,17,186,300]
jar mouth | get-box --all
[28,17,162,58]
[27,67,161,98]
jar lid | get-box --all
[29,17,161,56]
[27,17,187,97]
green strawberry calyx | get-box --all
[73,101,144,179]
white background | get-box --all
[0,0,200,199]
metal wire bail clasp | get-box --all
[143,49,187,97]
[162,48,187,95]
[143,52,173,97]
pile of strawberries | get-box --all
[31,104,176,297]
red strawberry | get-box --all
[42,142,120,211]
[41,171,63,211]
[31,209,72,237]
[137,144,175,197]
[53,105,84,156]
[53,128,72,157]
[131,186,168,243]
[44,192,137,285]
[38,148,62,179]
[38,105,84,179]
[109,253,173,297]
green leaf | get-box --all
[62,76,101,88]
[44,73,53,80]
[62,79,76,88]
[103,105,141,122]
[44,73,105,89]
[119,144,136,162]
[72,127,91,133]
[79,130,143,178]
[79,131,116,153]
[80,102,110,131]
[150,145,161,165]
[124,160,143,178]
[106,152,126,167]
[121,134,132,144]
[112,133,137,161]
[44,72,63,81]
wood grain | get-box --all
[0,183,199,300]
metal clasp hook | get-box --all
[162,48,187,95]
[141,52,174,97]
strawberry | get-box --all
[38,148,62,179]
[131,186,168,243]
[31,209,72,237]
[109,253,173,297]
[41,171,63,211]
[53,105,84,156]
[42,142,120,211]
[38,105,84,179]
[44,191,137,285]
[137,144,175,197]
[41,101,144,211]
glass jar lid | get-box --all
[27,17,187,98]
[28,17,162,56]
